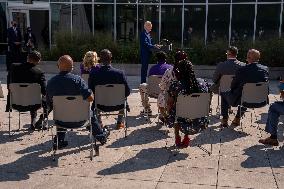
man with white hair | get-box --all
[140,21,160,84]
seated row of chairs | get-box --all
[6,75,269,160]
[7,83,128,161]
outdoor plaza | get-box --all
[0,65,283,189]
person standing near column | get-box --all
[7,21,22,70]
[140,21,160,84]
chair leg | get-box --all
[124,108,128,138]
[240,106,244,132]
[51,126,56,161]
[18,112,20,131]
[8,109,11,137]
[90,125,94,160]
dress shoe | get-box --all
[34,119,47,131]
[181,135,190,148]
[220,118,228,128]
[116,122,125,130]
[259,137,279,146]
[231,117,240,126]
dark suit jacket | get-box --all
[7,27,22,46]
[8,62,46,95]
[89,64,130,111]
[228,62,269,106]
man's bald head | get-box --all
[58,55,74,72]
[247,49,260,64]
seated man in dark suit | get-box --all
[224,49,269,126]
[89,49,130,130]
[47,55,107,149]
[212,46,246,127]
[7,51,46,130]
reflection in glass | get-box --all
[207,5,230,43]
[231,4,254,43]
[94,4,113,37]
[117,4,137,42]
[184,5,206,47]
[51,4,71,43]
[161,5,182,47]
[256,4,281,40]
[138,5,159,44]
[72,4,92,34]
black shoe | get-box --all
[53,140,68,150]
[95,133,107,145]
[34,119,47,131]
[28,124,36,131]
[103,127,110,138]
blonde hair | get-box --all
[82,51,99,70]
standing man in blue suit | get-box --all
[7,21,22,70]
[140,21,160,84]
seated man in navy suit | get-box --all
[47,55,107,149]
[89,49,131,130]
[224,49,269,126]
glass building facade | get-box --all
[0,0,283,54]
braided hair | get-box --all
[174,59,200,94]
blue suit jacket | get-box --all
[140,30,155,56]
[228,63,269,106]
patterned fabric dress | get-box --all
[158,67,176,108]
[167,78,210,134]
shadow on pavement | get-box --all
[97,147,188,175]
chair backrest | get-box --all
[95,84,125,107]
[53,95,90,122]
[176,93,210,119]
[148,75,163,98]
[82,74,89,83]
[241,82,269,104]
[219,75,235,93]
[9,83,41,106]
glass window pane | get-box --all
[117,4,137,42]
[51,4,71,43]
[208,0,230,3]
[161,5,182,47]
[231,4,254,43]
[138,5,159,43]
[94,0,113,2]
[207,5,230,43]
[117,0,137,2]
[72,4,92,34]
[94,4,114,38]
[184,5,206,47]
[256,4,281,40]
[161,0,182,3]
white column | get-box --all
[228,0,233,46]
[205,0,208,45]
[181,0,185,48]
[279,0,283,38]
[136,1,139,40]
[114,0,117,41]
[159,0,161,42]
[253,0,258,43]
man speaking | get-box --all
[140,21,160,83]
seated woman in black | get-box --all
[167,59,209,148]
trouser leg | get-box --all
[141,56,149,84]
[221,95,229,119]
[139,83,151,110]
[91,110,103,135]
[117,110,125,123]
[30,110,37,125]
[265,102,284,137]
[57,128,66,141]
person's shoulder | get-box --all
[235,60,246,66]
[257,63,268,70]
[32,65,44,74]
